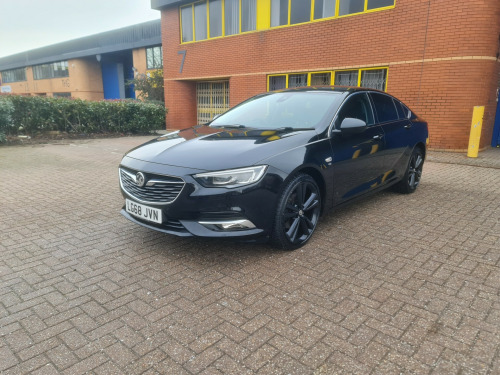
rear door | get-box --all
[330,92,387,204]
[369,92,413,183]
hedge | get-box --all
[0,95,167,138]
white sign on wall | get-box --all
[1,86,12,93]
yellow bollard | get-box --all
[467,106,485,158]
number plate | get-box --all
[125,199,162,224]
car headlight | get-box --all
[194,166,267,188]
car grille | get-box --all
[119,168,185,204]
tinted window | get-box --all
[400,103,412,119]
[370,93,398,123]
[335,93,374,127]
[393,100,405,119]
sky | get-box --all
[0,0,161,58]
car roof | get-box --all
[269,86,387,95]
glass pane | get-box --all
[288,74,307,88]
[360,69,387,90]
[367,0,394,10]
[271,0,288,27]
[155,47,163,68]
[370,93,398,123]
[241,0,257,32]
[314,0,336,19]
[146,49,153,68]
[311,73,331,86]
[225,0,239,35]
[393,100,405,119]
[194,2,207,41]
[290,0,311,24]
[269,76,286,91]
[211,91,344,130]
[336,93,374,126]
[338,0,364,16]
[334,70,358,86]
[181,6,193,42]
[209,0,222,37]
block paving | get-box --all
[1,137,499,374]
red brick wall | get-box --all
[161,0,500,150]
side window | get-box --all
[370,93,399,123]
[335,93,374,128]
[400,102,413,119]
[393,100,406,119]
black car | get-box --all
[119,87,428,250]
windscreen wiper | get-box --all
[213,124,247,129]
[274,127,314,131]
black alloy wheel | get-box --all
[395,147,424,194]
[272,174,321,250]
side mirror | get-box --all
[340,117,367,134]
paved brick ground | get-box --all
[1,137,499,374]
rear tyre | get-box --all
[271,174,321,250]
[394,147,424,194]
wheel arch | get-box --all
[415,142,426,159]
[284,166,327,214]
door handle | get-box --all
[373,134,384,140]
[404,124,412,129]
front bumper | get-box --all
[119,157,286,238]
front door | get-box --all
[330,93,387,204]
[196,81,229,124]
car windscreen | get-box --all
[210,91,343,130]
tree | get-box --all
[128,69,164,103]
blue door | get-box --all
[492,97,500,147]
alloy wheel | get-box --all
[408,152,423,189]
[282,180,320,245]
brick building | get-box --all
[0,21,163,101]
[152,0,500,150]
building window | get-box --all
[360,69,387,91]
[196,81,229,124]
[241,0,257,32]
[269,75,287,91]
[268,67,388,91]
[334,70,359,86]
[273,0,394,26]
[209,0,223,37]
[181,0,256,43]
[288,73,308,88]
[338,0,365,16]
[310,72,331,86]
[1,67,27,83]
[33,61,69,80]
[314,0,336,20]
[181,6,194,42]
[53,92,71,98]
[146,46,163,69]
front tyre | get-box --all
[271,174,321,250]
[395,146,424,194]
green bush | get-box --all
[0,95,167,136]
[0,96,15,142]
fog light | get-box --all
[198,219,256,231]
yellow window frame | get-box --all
[180,0,395,43]
[268,67,389,92]
[180,0,260,44]
[269,0,396,28]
